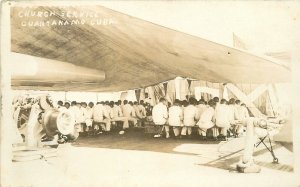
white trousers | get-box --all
[172,126,181,136]
[198,127,218,137]
[94,118,111,131]
[126,116,137,126]
[181,126,192,136]
[112,116,129,129]
[219,127,228,136]
[156,124,170,135]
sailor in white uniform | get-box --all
[168,100,183,137]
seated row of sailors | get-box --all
[152,97,250,140]
[57,100,152,135]
[57,96,250,140]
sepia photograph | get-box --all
[1,1,300,187]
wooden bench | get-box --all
[144,121,216,138]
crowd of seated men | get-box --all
[55,95,249,141]
[56,99,153,135]
[151,97,249,141]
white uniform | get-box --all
[79,107,90,131]
[122,104,135,117]
[235,105,249,120]
[228,104,235,124]
[85,106,93,127]
[168,105,183,136]
[93,104,107,122]
[152,102,168,125]
[113,105,123,117]
[86,107,93,119]
[215,104,231,136]
[215,104,231,128]
[241,106,250,118]
[197,107,215,136]
[104,105,114,131]
[183,105,199,126]
[105,105,113,119]
[133,105,144,119]
[122,104,137,125]
[80,107,88,122]
[168,106,183,127]
[138,104,146,117]
[133,104,146,127]
[69,105,83,132]
[234,104,250,135]
[152,102,169,137]
[70,106,82,123]
[92,104,111,131]
[112,105,129,129]
[181,105,199,136]
[197,104,207,118]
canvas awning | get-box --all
[10,5,291,92]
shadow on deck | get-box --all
[73,128,220,156]
[72,128,293,173]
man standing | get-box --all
[152,98,169,138]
